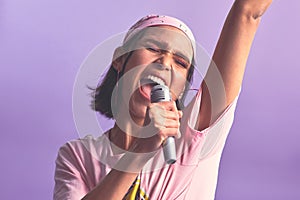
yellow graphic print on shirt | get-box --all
[123,176,149,200]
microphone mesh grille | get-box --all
[151,85,171,103]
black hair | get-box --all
[90,51,133,119]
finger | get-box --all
[156,118,180,129]
[178,110,183,118]
[160,110,181,121]
[158,127,181,138]
[153,101,178,112]
[149,105,180,121]
[162,102,182,119]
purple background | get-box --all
[1,0,299,199]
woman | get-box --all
[54,0,272,199]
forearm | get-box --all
[212,1,262,104]
[82,147,154,200]
[82,169,138,200]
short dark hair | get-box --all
[90,51,133,119]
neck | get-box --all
[109,124,137,153]
[109,101,148,152]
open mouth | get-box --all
[139,75,166,100]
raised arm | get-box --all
[197,0,272,131]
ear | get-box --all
[112,46,125,71]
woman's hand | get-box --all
[130,101,182,154]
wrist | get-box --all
[114,150,156,173]
[233,0,272,20]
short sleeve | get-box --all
[53,143,89,200]
[186,88,240,160]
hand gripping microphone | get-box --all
[151,84,176,164]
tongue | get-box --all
[140,83,155,99]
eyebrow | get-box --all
[142,38,192,63]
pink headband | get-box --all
[123,14,196,54]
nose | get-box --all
[156,51,173,71]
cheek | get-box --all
[118,64,147,103]
[170,71,188,98]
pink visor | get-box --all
[123,14,196,54]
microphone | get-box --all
[151,84,176,164]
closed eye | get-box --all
[146,46,160,53]
[141,39,191,68]
[174,56,190,68]
[142,39,163,53]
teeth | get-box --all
[147,75,166,86]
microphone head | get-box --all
[151,84,171,103]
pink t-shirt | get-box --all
[54,91,239,200]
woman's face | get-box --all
[115,26,193,125]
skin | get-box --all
[198,0,273,130]
[82,0,273,199]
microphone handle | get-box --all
[151,84,177,164]
[163,137,176,164]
